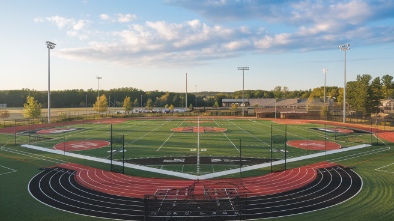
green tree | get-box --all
[320,105,329,119]
[273,86,282,99]
[123,96,132,114]
[347,74,371,115]
[146,98,153,110]
[133,98,139,108]
[308,87,323,101]
[93,94,108,113]
[369,77,383,115]
[381,74,394,99]
[23,96,42,118]
[282,86,289,98]
[172,95,181,107]
[169,104,175,112]
[252,90,262,98]
[328,87,340,102]
[214,93,228,107]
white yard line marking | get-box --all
[212,119,239,151]
[126,119,176,146]
[156,132,175,151]
[0,164,17,176]
[375,162,394,174]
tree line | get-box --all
[307,74,394,116]
[0,87,312,109]
[1,73,393,117]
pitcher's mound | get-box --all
[54,140,109,151]
[287,140,341,150]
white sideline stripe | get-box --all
[21,143,370,180]
[22,144,196,180]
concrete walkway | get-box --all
[22,143,370,180]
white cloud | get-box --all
[35,16,91,40]
[45,16,73,29]
[117,13,137,23]
[35,16,90,30]
[73,20,87,31]
[223,40,251,50]
[99,14,110,20]
[44,1,394,67]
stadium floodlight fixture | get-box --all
[338,43,350,123]
[46,41,56,49]
[322,68,328,104]
[46,41,56,123]
[237,67,249,117]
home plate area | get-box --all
[28,162,362,220]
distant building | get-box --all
[222,99,249,107]
[222,98,328,119]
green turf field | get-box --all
[0,117,393,220]
[4,117,376,175]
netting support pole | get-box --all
[370,118,373,146]
[325,124,327,159]
[110,124,113,171]
[270,125,273,173]
[63,136,66,155]
[14,120,16,146]
[285,124,287,171]
[122,134,125,174]
[197,116,200,176]
[376,122,379,145]
[239,139,242,178]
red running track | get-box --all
[56,161,338,198]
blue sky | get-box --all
[1,0,394,93]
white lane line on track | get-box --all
[42,169,142,214]
[246,166,361,218]
[53,170,138,211]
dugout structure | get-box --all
[144,180,247,221]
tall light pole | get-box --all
[46,41,56,123]
[195,85,197,108]
[185,73,188,110]
[96,76,102,112]
[237,67,249,117]
[338,44,350,123]
[322,68,328,104]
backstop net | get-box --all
[144,180,247,220]
[109,125,126,173]
[270,124,287,172]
